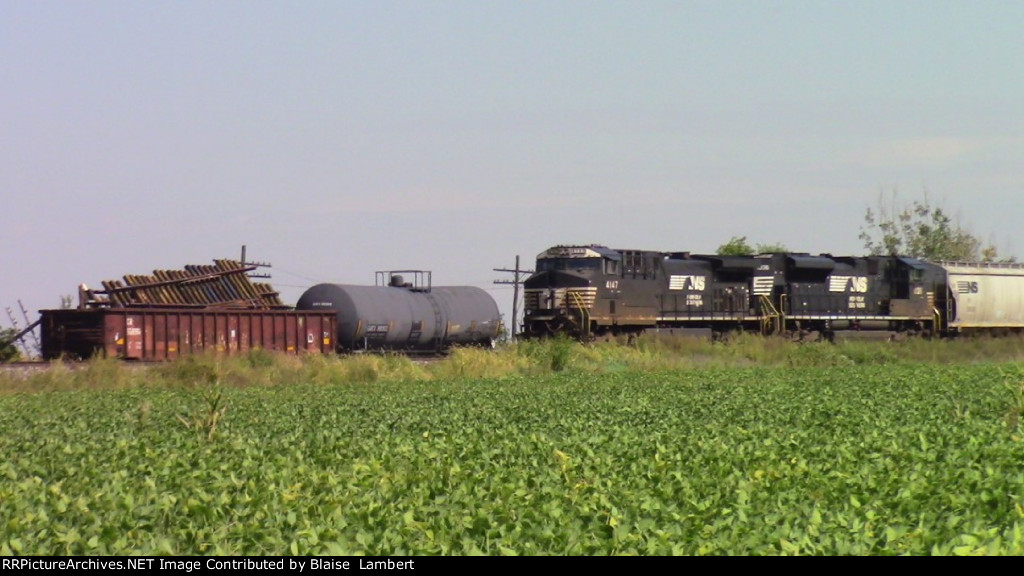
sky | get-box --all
[3,1,1023,345]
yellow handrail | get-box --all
[568,291,591,339]
[759,294,781,335]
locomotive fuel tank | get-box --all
[296,279,501,352]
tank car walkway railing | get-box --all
[568,291,591,339]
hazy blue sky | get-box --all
[3,1,1022,338]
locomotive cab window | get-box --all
[604,259,620,275]
[537,258,601,272]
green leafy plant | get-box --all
[176,386,227,441]
[1003,369,1024,432]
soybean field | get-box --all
[2,348,1023,555]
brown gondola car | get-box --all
[39,308,336,361]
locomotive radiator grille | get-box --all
[565,288,597,309]
[524,290,541,310]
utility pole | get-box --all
[494,255,533,339]
[240,245,273,279]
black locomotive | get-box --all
[521,245,1024,341]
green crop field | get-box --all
[2,340,1024,555]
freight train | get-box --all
[33,262,501,360]
[521,244,1024,341]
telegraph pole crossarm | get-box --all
[493,255,533,340]
[241,244,273,279]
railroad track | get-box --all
[0,360,163,378]
[0,361,50,377]
[1,354,448,378]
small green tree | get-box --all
[716,236,788,256]
[859,189,1011,262]
[755,241,789,254]
[0,328,21,363]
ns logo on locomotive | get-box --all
[521,244,1024,341]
